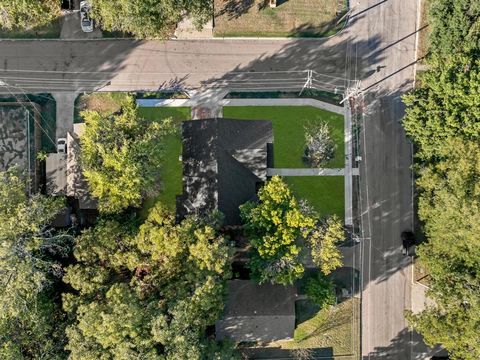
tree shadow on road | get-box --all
[363,327,447,359]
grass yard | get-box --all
[280,298,359,355]
[285,176,344,217]
[223,106,344,168]
[138,107,191,214]
[213,0,347,37]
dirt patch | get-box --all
[75,92,132,122]
[214,0,347,37]
[417,0,431,62]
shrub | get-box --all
[303,121,336,167]
[303,273,336,309]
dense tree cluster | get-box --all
[403,1,480,357]
[240,176,343,285]
[0,169,70,359]
[80,96,177,213]
[0,0,61,30]
[90,0,212,38]
[428,0,480,58]
[63,204,234,359]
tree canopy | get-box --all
[402,11,480,356]
[80,96,177,213]
[428,0,480,58]
[403,55,480,161]
[90,0,212,38]
[63,204,233,359]
[0,169,69,359]
[240,176,343,285]
[0,0,61,31]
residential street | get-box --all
[0,0,439,358]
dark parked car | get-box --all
[401,231,415,256]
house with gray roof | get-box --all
[216,280,297,342]
[176,118,273,225]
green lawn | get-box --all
[223,106,344,168]
[213,0,347,38]
[285,176,344,218]
[138,107,191,214]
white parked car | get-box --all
[80,1,94,33]
[57,138,67,154]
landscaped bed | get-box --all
[138,107,191,213]
[213,0,347,37]
[285,176,344,217]
[223,106,344,168]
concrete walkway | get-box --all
[267,168,344,176]
[344,101,353,226]
[51,92,76,140]
[222,98,344,115]
[136,97,344,115]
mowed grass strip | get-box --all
[281,298,359,355]
[138,107,191,213]
[285,176,344,218]
[214,0,344,37]
[223,106,344,168]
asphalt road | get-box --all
[0,0,438,358]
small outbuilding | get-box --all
[216,280,297,343]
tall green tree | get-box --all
[309,215,344,276]
[428,0,480,58]
[240,176,343,285]
[0,169,69,359]
[80,96,177,213]
[0,0,61,31]
[405,139,480,360]
[63,204,234,359]
[403,55,480,161]
[402,46,480,356]
[90,0,212,38]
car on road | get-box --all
[401,231,415,256]
[57,138,67,154]
[80,1,94,33]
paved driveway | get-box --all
[60,11,102,40]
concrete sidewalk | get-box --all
[267,168,344,176]
[136,97,344,115]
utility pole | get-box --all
[299,70,313,96]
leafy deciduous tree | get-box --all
[0,0,61,31]
[240,176,343,285]
[63,204,234,359]
[80,96,177,213]
[0,168,69,360]
[90,0,212,39]
[309,215,344,275]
